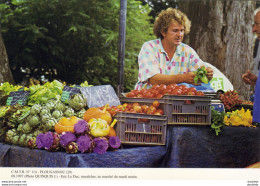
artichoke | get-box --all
[5,129,18,144]
[55,102,66,112]
[17,124,23,133]
[35,132,60,151]
[44,118,57,131]
[27,115,40,128]
[76,108,86,119]
[45,101,56,111]
[27,137,37,149]
[18,134,27,147]
[52,110,63,119]
[64,107,75,118]
[11,135,20,145]
[9,109,24,128]
[41,113,52,123]
[68,94,87,111]
[30,104,42,115]
[48,132,60,152]
[32,129,43,137]
[21,123,32,134]
[66,141,78,153]
[39,106,50,117]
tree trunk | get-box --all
[0,33,14,84]
[179,0,256,100]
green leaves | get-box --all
[0,82,26,96]
[194,66,209,84]
[27,80,64,106]
[210,107,226,136]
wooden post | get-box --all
[117,0,127,96]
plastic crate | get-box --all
[113,112,167,146]
[163,95,211,125]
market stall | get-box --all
[0,80,259,168]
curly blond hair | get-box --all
[153,8,191,39]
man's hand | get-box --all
[242,70,257,85]
[183,72,197,84]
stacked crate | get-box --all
[114,112,167,146]
[114,94,211,146]
[114,97,167,145]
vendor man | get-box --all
[135,8,213,90]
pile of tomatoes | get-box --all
[126,83,204,98]
[100,100,163,117]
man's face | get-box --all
[253,11,260,39]
[161,21,184,47]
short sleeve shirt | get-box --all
[135,39,204,89]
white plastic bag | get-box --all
[203,62,234,92]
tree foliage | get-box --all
[139,0,177,23]
[0,0,154,91]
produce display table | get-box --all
[162,125,260,168]
[0,126,259,168]
[0,143,165,167]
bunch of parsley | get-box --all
[210,107,226,136]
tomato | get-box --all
[136,94,143,98]
[163,89,170,95]
[138,118,150,123]
[126,104,132,110]
[133,105,142,113]
[158,84,167,94]
[182,89,188,95]
[178,85,187,89]
[170,83,177,87]
[196,91,204,96]
[123,103,128,108]
[184,100,192,104]
[187,91,196,96]
[156,94,163,98]
[141,105,149,113]
[167,83,177,90]
[128,109,137,113]
[132,103,140,107]
[140,89,146,95]
[155,109,164,115]
[150,89,159,96]
[152,100,160,108]
[172,89,182,95]
[187,87,197,93]
[126,92,135,97]
[151,84,160,90]
[110,106,119,116]
[145,91,154,98]
[147,105,156,114]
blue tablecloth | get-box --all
[0,126,259,168]
[162,125,260,168]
